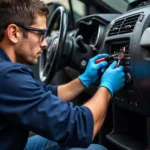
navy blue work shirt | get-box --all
[0,48,94,150]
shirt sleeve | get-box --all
[35,79,58,96]
[0,64,94,148]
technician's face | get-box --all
[15,15,47,65]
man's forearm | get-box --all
[83,87,111,139]
[58,77,111,139]
[57,78,86,102]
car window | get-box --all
[102,0,136,13]
[44,0,70,9]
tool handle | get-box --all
[95,57,105,64]
[95,56,113,64]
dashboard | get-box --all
[70,2,150,117]
[67,2,150,149]
[103,7,150,116]
[75,14,121,49]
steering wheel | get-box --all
[39,6,68,84]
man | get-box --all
[0,0,125,150]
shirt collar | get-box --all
[0,48,12,62]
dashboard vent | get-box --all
[108,14,141,36]
[108,19,124,36]
[119,14,140,34]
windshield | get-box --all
[43,0,138,20]
[44,0,86,18]
[102,0,136,13]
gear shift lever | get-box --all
[76,35,88,53]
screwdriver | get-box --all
[95,55,114,64]
[95,52,120,64]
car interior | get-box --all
[29,0,150,149]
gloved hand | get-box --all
[100,61,125,97]
[78,54,108,88]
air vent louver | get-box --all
[108,14,141,36]
[108,19,124,36]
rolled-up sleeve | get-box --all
[0,64,94,148]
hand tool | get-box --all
[95,52,120,64]
[115,47,126,68]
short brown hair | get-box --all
[0,0,49,41]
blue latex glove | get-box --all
[100,61,125,97]
[78,54,108,88]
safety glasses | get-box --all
[16,24,47,42]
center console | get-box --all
[101,3,150,150]
[102,5,150,116]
